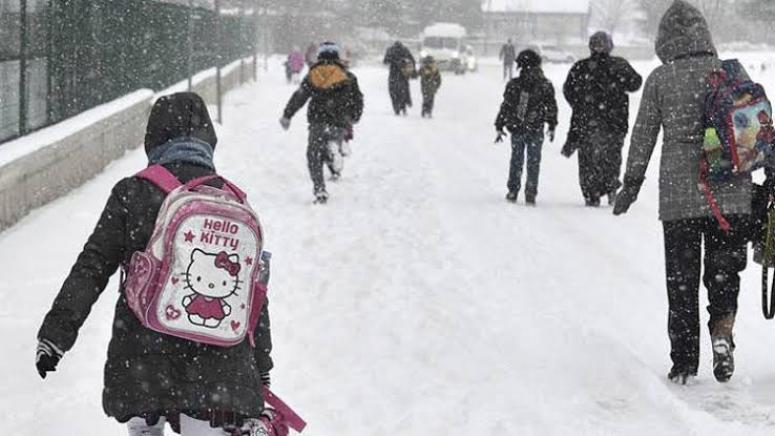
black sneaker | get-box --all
[712,336,735,383]
[506,191,518,203]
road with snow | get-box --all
[4,56,775,435]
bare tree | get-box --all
[591,0,642,35]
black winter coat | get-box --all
[37,162,273,424]
[283,60,364,128]
[563,54,642,149]
[383,43,416,81]
[495,68,558,135]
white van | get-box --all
[419,23,469,75]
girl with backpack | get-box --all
[35,93,275,435]
[613,1,751,385]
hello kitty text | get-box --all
[199,218,241,251]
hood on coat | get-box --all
[308,63,350,90]
[144,92,217,154]
[655,0,716,64]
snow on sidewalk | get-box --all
[3,58,775,435]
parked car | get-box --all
[533,44,576,64]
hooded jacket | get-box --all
[622,0,751,221]
[37,92,273,424]
[563,52,642,141]
[283,59,364,127]
[495,67,558,135]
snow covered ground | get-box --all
[4,56,775,435]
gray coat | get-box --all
[623,0,752,221]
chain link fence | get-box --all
[0,0,257,145]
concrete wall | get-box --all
[0,59,257,232]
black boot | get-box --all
[525,194,536,206]
[667,365,697,385]
[712,336,735,383]
[506,191,518,203]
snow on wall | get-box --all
[482,0,591,14]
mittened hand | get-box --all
[548,128,556,143]
[495,129,506,144]
[279,117,291,131]
[613,186,640,216]
[36,338,63,379]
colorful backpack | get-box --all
[701,59,775,231]
[124,165,267,347]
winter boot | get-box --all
[314,190,329,205]
[585,197,600,207]
[711,315,735,382]
[667,366,697,385]
[506,191,518,203]
[525,194,536,206]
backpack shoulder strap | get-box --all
[136,164,183,194]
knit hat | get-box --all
[144,92,217,154]
[516,49,542,69]
[589,31,614,55]
[317,42,341,61]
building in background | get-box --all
[482,0,591,46]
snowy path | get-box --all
[4,59,775,435]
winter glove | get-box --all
[547,127,556,143]
[344,124,354,142]
[36,338,63,379]
[613,177,644,216]
[495,128,506,144]
[279,117,291,131]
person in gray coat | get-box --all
[613,0,749,385]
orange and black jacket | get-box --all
[283,60,364,128]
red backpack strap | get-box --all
[264,388,307,432]
[136,165,183,194]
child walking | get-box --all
[495,49,558,205]
[419,56,442,118]
[35,92,274,435]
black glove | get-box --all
[547,127,556,143]
[36,338,63,379]
[260,370,271,388]
[495,128,506,144]
[613,177,644,216]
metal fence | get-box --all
[0,0,257,145]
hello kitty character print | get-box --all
[182,249,243,328]
[123,165,268,347]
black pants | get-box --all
[663,217,748,373]
[578,130,626,201]
[422,91,436,116]
[389,74,411,114]
[308,124,344,194]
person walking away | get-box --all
[419,56,442,118]
[499,38,517,81]
[287,47,306,84]
[562,31,642,207]
[35,92,275,435]
[280,42,364,204]
[383,41,416,116]
[613,0,751,385]
[495,49,558,205]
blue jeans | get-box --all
[508,132,544,196]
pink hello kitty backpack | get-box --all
[124,165,267,347]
